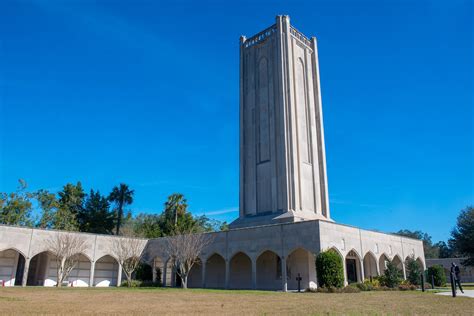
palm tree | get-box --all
[108,183,134,235]
[164,193,187,227]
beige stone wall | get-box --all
[1,220,425,290]
[0,225,146,287]
[144,219,424,290]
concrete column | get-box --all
[162,262,167,287]
[402,263,407,280]
[117,264,122,287]
[201,260,206,288]
[22,258,30,287]
[359,259,365,282]
[152,259,157,283]
[376,261,381,276]
[251,258,257,290]
[314,258,319,289]
[224,259,230,289]
[281,257,288,292]
[89,261,95,287]
[343,259,348,286]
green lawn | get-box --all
[0,286,473,315]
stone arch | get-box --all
[67,253,92,287]
[327,246,344,259]
[345,249,362,283]
[256,250,281,290]
[286,247,316,290]
[27,251,53,286]
[392,254,404,272]
[151,256,165,285]
[163,257,176,287]
[0,248,26,286]
[187,257,202,288]
[229,251,252,289]
[378,253,390,274]
[29,248,54,260]
[204,253,225,289]
[26,250,91,287]
[0,247,27,259]
[94,255,119,287]
[363,251,378,279]
[255,248,281,260]
[416,257,425,271]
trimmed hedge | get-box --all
[316,250,344,288]
[426,265,446,287]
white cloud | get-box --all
[197,207,238,216]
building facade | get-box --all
[0,16,425,291]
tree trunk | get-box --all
[182,274,188,289]
[57,271,62,287]
[57,259,65,287]
[116,200,123,235]
[125,271,132,287]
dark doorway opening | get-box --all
[14,255,25,286]
[346,258,357,283]
[175,270,182,288]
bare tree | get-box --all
[45,232,88,287]
[164,228,213,289]
[111,234,145,287]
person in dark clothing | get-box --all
[451,262,464,293]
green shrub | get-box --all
[426,265,446,287]
[134,262,153,282]
[405,255,422,285]
[355,282,374,291]
[380,260,402,288]
[316,250,344,288]
[364,277,380,288]
[121,280,142,287]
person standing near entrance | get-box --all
[451,262,464,293]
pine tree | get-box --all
[78,190,115,234]
[54,182,85,231]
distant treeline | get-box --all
[0,179,228,237]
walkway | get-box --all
[436,290,474,298]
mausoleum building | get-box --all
[0,16,425,291]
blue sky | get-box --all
[0,0,472,242]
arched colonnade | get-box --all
[151,248,425,290]
[0,248,123,287]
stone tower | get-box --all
[231,15,330,228]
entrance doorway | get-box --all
[346,258,357,283]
